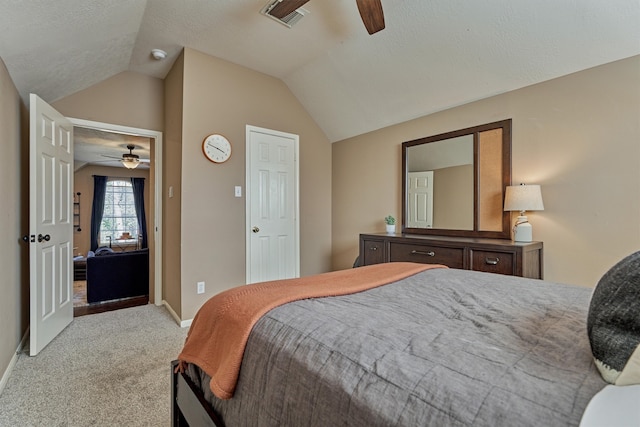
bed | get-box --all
[172,259,640,426]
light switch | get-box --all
[235,186,242,197]
[169,186,174,198]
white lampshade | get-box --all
[503,184,544,242]
[504,184,544,213]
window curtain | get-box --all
[90,175,107,250]
[130,177,148,249]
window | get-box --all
[100,179,138,244]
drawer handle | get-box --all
[411,250,435,257]
[485,257,499,265]
[369,247,377,251]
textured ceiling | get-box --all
[1,0,639,142]
[74,127,150,171]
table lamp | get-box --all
[503,184,544,242]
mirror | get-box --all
[402,119,512,239]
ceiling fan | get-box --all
[100,144,150,169]
[268,0,385,34]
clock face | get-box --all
[202,134,231,163]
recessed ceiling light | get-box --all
[151,49,167,60]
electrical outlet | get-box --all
[197,281,205,294]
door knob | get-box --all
[252,226,260,233]
[37,234,50,242]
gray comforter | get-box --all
[186,267,605,426]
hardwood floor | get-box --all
[73,280,148,317]
[74,295,149,317]
[73,280,88,306]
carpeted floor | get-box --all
[0,304,188,426]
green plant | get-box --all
[384,215,395,225]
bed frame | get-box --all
[171,360,223,427]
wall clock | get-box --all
[202,134,231,163]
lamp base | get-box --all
[513,215,533,242]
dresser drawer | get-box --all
[470,250,514,276]
[361,239,386,265]
[359,234,542,279]
[389,242,464,268]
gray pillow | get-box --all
[95,246,115,256]
[587,251,640,385]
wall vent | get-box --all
[261,0,309,28]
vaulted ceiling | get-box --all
[1,0,638,142]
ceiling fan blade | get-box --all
[356,0,385,34]
[100,154,121,160]
[96,158,150,164]
[269,0,311,19]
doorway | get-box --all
[69,118,163,315]
[245,125,299,284]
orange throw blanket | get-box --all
[178,262,445,399]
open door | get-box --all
[29,94,74,356]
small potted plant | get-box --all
[384,215,396,234]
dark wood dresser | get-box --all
[359,233,543,279]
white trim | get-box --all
[0,328,29,396]
[68,118,163,306]
[162,300,192,328]
[245,125,300,283]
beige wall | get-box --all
[47,50,332,323]
[73,165,151,257]
[332,55,640,287]
[175,48,332,320]
[53,71,164,131]
[0,57,26,385]
[433,165,473,229]
[163,51,184,317]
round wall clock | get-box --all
[202,134,231,163]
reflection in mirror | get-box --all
[402,119,512,239]
[406,135,474,230]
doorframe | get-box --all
[245,125,300,283]
[69,118,163,305]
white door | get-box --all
[29,94,74,356]
[246,125,299,284]
[407,171,434,228]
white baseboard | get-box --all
[0,328,29,396]
[162,300,192,328]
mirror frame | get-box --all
[402,119,512,239]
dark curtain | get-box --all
[131,177,148,249]
[90,175,107,251]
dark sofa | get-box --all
[86,248,149,304]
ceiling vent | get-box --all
[261,0,309,28]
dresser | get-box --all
[359,233,543,279]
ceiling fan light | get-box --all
[122,158,140,169]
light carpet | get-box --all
[0,304,188,426]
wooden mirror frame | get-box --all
[402,119,512,239]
